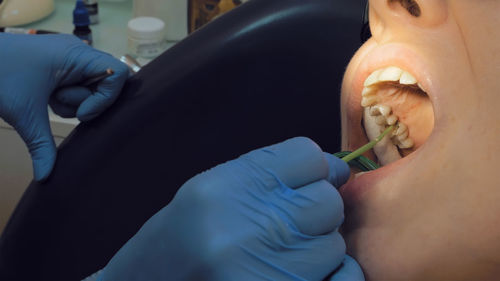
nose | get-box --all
[368,0,448,39]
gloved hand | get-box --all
[96,137,365,281]
[0,33,128,181]
[329,255,365,281]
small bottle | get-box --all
[73,0,93,45]
[83,0,99,24]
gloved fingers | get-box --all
[74,54,129,121]
[49,86,92,118]
[280,179,344,236]
[323,152,350,188]
[285,231,346,281]
[53,86,92,106]
[15,107,57,182]
[49,97,78,118]
[76,90,116,121]
[328,255,365,281]
[240,137,329,189]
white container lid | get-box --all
[128,17,165,40]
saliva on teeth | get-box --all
[360,66,419,165]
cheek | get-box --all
[340,42,379,146]
[399,100,433,149]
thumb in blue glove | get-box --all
[0,34,128,181]
[329,255,365,281]
[95,137,360,281]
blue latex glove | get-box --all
[96,137,365,281]
[329,255,365,281]
[0,34,128,181]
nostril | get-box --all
[389,0,422,17]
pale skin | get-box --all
[339,0,500,280]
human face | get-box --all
[340,0,500,280]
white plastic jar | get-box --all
[132,0,188,42]
[127,17,166,60]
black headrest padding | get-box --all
[0,0,363,279]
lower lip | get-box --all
[339,159,402,205]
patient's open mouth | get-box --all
[359,66,434,166]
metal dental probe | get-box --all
[82,68,114,87]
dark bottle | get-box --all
[73,0,93,45]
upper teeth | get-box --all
[363,66,419,87]
[361,67,424,108]
[360,65,423,100]
[400,71,417,85]
[360,66,420,165]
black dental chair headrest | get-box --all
[0,0,364,280]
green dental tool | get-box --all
[333,125,395,171]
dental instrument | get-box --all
[82,68,114,87]
[334,125,394,171]
[0,27,58,34]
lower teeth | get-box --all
[363,108,402,165]
[363,104,415,165]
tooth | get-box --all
[362,86,376,97]
[375,115,386,125]
[398,138,414,149]
[364,69,383,86]
[363,108,402,166]
[417,83,425,92]
[369,106,381,116]
[395,122,408,135]
[386,115,398,125]
[391,126,399,137]
[379,66,403,82]
[369,104,391,117]
[399,71,417,85]
[377,104,391,117]
[397,130,409,141]
[361,96,377,107]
